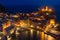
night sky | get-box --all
[0,0,60,6]
[0,0,60,22]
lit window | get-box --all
[46,13,49,15]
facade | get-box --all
[0,6,59,40]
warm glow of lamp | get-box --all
[45,6,49,11]
[41,6,52,12]
[50,19,55,25]
[49,9,52,12]
[10,29,14,34]
[12,15,19,18]
[26,13,30,16]
[42,8,45,11]
[37,26,40,29]
[30,25,34,28]
[2,20,11,29]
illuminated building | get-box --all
[0,6,59,40]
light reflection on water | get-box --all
[21,30,55,40]
[0,30,55,40]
